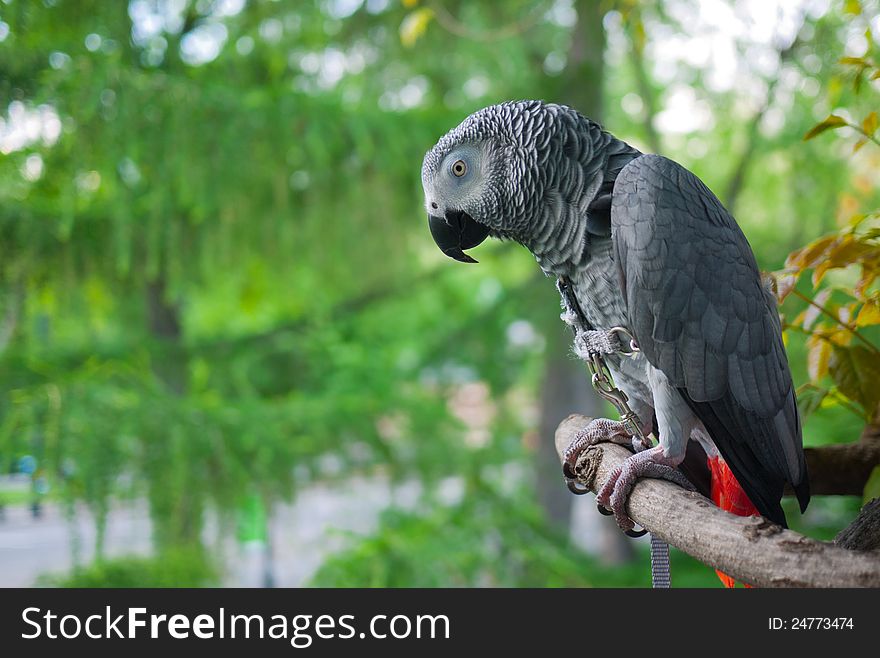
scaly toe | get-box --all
[596,446,695,531]
[596,466,623,510]
[562,418,631,481]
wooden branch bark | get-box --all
[796,441,880,496]
[835,498,880,551]
[790,412,880,496]
[555,414,880,587]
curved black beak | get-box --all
[427,211,490,263]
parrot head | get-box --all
[421,100,553,263]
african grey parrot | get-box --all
[421,101,810,555]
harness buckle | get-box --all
[608,326,640,354]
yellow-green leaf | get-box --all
[829,344,880,417]
[844,0,862,15]
[773,272,798,303]
[812,235,875,286]
[785,234,837,271]
[856,299,880,327]
[827,327,853,347]
[400,8,434,48]
[855,263,878,297]
[802,289,832,330]
[863,111,878,135]
[847,213,868,228]
[807,334,832,381]
[803,115,848,141]
[631,17,646,52]
[854,138,868,153]
[796,386,827,419]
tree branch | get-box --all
[555,414,880,587]
[794,412,880,496]
[835,498,880,551]
[796,441,880,496]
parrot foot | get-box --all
[563,419,645,476]
[596,446,695,532]
[563,418,648,495]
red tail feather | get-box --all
[707,456,758,588]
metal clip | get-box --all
[607,326,640,355]
[588,353,632,414]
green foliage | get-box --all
[310,485,637,588]
[313,505,587,587]
[772,56,880,428]
[43,548,218,588]
[309,482,739,588]
[0,0,558,565]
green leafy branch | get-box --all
[772,54,880,422]
[803,56,880,151]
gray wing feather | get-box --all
[611,155,809,524]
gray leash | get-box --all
[650,535,670,588]
[557,277,672,589]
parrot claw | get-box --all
[563,459,590,494]
[562,418,653,496]
[566,478,590,495]
[562,418,636,490]
[596,446,695,532]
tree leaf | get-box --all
[827,327,853,346]
[856,298,880,327]
[803,115,848,141]
[802,289,831,330]
[863,111,878,135]
[785,234,837,271]
[812,235,876,285]
[796,386,828,419]
[829,344,880,417]
[807,334,832,381]
[850,214,872,230]
[846,0,863,14]
[853,138,868,153]
[768,271,798,303]
[400,8,434,48]
[855,263,879,297]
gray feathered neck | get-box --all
[423,100,642,276]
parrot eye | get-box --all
[451,159,467,177]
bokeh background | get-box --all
[1,0,879,587]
